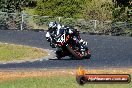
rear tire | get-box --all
[67,45,83,59]
[84,50,91,59]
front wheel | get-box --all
[55,49,63,59]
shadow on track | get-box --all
[48,57,91,61]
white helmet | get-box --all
[48,22,57,29]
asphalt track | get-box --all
[0,30,132,69]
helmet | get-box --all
[48,22,57,29]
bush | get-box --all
[35,0,84,18]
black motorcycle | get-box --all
[46,29,91,60]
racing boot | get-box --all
[79,39,88,57]
[79,39,88,46]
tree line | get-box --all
[0,0,131,21]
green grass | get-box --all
[0,43,47,62]
[0,76,131,88]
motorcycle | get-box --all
[46,29,91,60]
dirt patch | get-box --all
[0,68,132,81]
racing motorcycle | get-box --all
[46,29,91,60]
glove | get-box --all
[46,32,50,37]
[46,37,51,42]
[50,42,56,48]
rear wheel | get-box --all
[84,50,91,59]
[67,45,83,59]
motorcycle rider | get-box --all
[46,21,87,48]
[46,21,63,48]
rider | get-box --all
[46,21,63,47]
[46,21,87,48]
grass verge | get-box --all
[0,43,48,62]
[0,69,132,88]
[0,75,131,88]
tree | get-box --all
[113,0,131,7]
[0,0,31,13]
[35,0,85,18]
[112,0,131,21]
[82,0,113,21]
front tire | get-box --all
[55,49,63,59]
